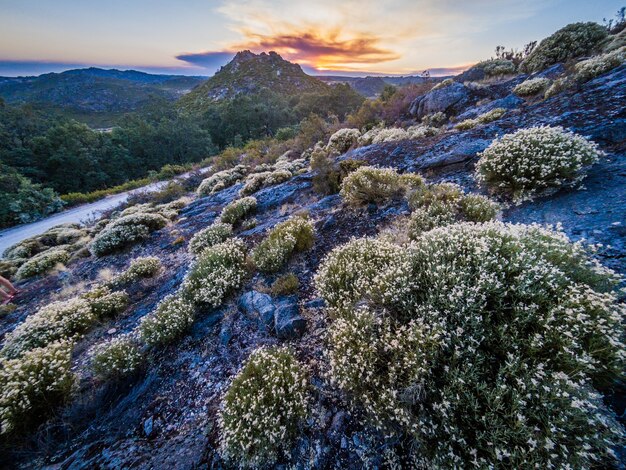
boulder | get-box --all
[274,297,306,339]
[238,291,275,331]
[456,94,523,121]
[410,82,473,119]
[237,291,307,338]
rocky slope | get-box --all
[1,64,625,469]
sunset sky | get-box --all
[0,0,623,77]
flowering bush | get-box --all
[219,197,257,225]
[139,294,196,347]
[421,112,447,127]
[90,334,143,379]
[239,170,292,196]
[340,166,423,206]
[455,108,506,130]
[406,183,499,238]
[14,248,70,280]
[251,216,315,273]
[406,124,440,139]
[106,256,162,288]
[431,78,454,91]
[0,340,74,435]
[320,222,625,468]
[219,347,310,468]
[1,297,94,358]
[475,126,602,202]
[514,77,552,96]
[197,165,248,196]
[181,239,247,306]
[90,212,168,257]
[81,286,129,318]
[574,46,626,82]
[188,222,233,254]
[326,128,361,154]
[520,22,608,73]
[477,59,517,76]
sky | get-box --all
[0,0,623,77]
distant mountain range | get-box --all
[318,75,439,97]
[0,67,207,119]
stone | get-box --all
[410,82,473,118]
[238,290,276,331]
[274,297,306,339]
[143,416,154,438]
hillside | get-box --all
[318,74,435,97]
[178,50,330,112]
[0,68,206,124]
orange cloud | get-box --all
[233,28,400,70]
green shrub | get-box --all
[106,256,162,288]
[138,294,196,347]
[90,334,143,380]
[81,287,129,318]
[431,78,454,91]
[0,341,74,435]
[477,59,517,76]
[544,77,571,98]
[270,273,300,296]
[181,239,247,306]
[188,222,233,254]
[239,170,292,197]
[219,347,310,468]
[475,126,602,202]
[421,112,447,127]
[251,216,315,273]
[455,108,506,130]
[320,222,625,468]
[14,248,70,280]
[340,166,423,206]
[458,193,500,222]
[3,239,43,260]
[197,165,248,196]
[219,197,257,225]
[574,46,626,82]
[513,77,551,96]
[520,22,608,73]
[326,128,361,154]
[90,212,168,256]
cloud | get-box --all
[174,51,234,71]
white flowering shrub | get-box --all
[1,297,94,358]
[81,286,129,318]
[90,334,143,379]
[372,128,409,144]
[520,22,608,73]
[340,166,423,206]
[326,128,361,154]
[421,112,447,127]
[320,222,625,467]
[475,126,602,202]
[273,154,309,174]
[251,216,315,273]
[357,126,384,146]
[219,197,257,225]
[0,340,74,435]
[138,294,195,347]
[514,77,552,96]
[181,238,247,306]
[188,222,233,254]
[574,46,626,82]
[406,183,499,238]
[14,248,70,280]
[239,170,292,196]
[106,256,162,288]
[197,165,248,196]
[3,239,42,260]
[219,347,310,468]
[406,124,440,139]
[431,78,454,91]
[477,59,517,76]
[455,108,506,130]
[315,237,407,314]
[90,212,168,257]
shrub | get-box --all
[421,112,447,127]
[478,59,517,76]
[357,126,385,146]
[188,222,233,254]
[14,248,69,280]
[90,335,143,380]
[458,193,500,222]
[90,212,168,256]
[326,128,361,154]
[239,170,292,196]
[270,273,300,296]
[219,347,310,468]
[320,222,625,468]
[340,166,423,206]
[0,341,74,435]
[406,124,440,139]
[513,77,551,96]
[139,294,196,347]
[181,239,247,306]
[431,78,454,91]
[455,108,506,130]
[251,216,315,273]
[197,165,248,196]
[106,256,162,288]
[81,287,129,318]
[3,239,43,260]
[520,22,608,73]
[219,197,257,225]
[574,46,626,82]
[475,126,602,202]
[544,77,571,98]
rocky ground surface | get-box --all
[1,65,625,469]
